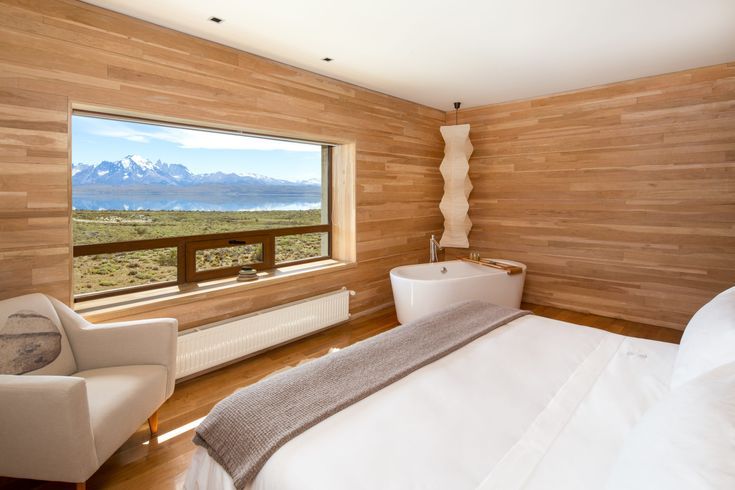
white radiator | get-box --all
[175,288,351,379]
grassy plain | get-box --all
[73,210,324,294]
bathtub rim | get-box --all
[389,259,527,283]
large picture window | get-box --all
[71,112,331,300]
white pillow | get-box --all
[606,361,735,490]
[670,285,735,388]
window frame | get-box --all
[71,111,333,302]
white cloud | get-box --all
[93,128,151,143]
[90,120,320,152]
[153,127,320,152]
[127,134,151,143]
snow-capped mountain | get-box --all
[72,155,319,187]
[297,177,321,185]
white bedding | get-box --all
[185,314,678,490]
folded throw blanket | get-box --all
[193,300,529,489]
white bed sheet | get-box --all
[185,314,678,490]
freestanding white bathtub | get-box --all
[389,259,527,324]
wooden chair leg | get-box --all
[76,482,86,490]
[148,410,159,435]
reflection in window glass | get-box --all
[276,232,328,263]
[74,248,177,294]
[195,244,263,272]
[71,112,329,295]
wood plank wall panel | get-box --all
[446,63,735,329]
[0,0,445,326]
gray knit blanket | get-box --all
[193,300,529,489]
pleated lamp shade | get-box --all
[439,123,473,248]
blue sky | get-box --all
[71,115,323,181]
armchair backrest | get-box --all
[0,293,77,376]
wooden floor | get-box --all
[1,303,683,490]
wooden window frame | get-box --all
[74,222,333,303]
[72,112,333,303]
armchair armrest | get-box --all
[0,375,98,483]
[51,298,178,396]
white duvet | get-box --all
[185,314,678,490]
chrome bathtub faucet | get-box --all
[430,234,443,263]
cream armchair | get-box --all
[0,293,177,489]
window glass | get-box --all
[71,113,330,297]
[276,232,329,264]
[195,244,264,272]
[73,248,177,294]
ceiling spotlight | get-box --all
[322,57,333,62]
[208,16,223,24]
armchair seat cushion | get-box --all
[76,365,167,462]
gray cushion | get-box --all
[0,293,76,375]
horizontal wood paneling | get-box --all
[2,0,732,331]
[446,63,735,329]
[0,0,445,326]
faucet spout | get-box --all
[430,234,443,263]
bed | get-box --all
[185,290,735,490]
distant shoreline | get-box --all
[73,183,321,196]
[72,187,322,212]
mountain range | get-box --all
[72,154,320,188]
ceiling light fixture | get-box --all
[453,102,461,124]
[208,16,223,24]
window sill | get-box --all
[75,259,355,323]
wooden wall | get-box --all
[2,0,732,332]
[446,63,735,329]
[0,0,445,328]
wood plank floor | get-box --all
[0,303,683,490]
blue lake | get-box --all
[72,195,321,212]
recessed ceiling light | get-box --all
[322,57,333,62]
[208,16,223,24]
